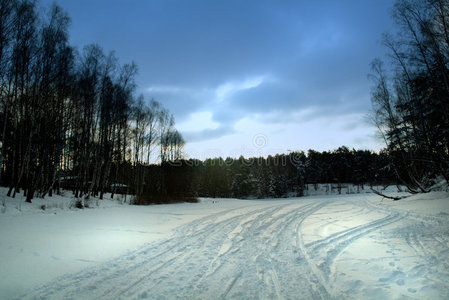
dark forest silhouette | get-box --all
[0,0,184,203]
[369,0,449,193]
[0,0,448,205]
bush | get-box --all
[135,191,198,205]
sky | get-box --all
[41,0,396,159]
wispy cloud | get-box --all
[215,75,273,102]
[182,125,236,143]
[177,111,219,132]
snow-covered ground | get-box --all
[1,188,449,299]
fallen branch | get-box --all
[370,188,409,201]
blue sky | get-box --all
[41,0,395,159]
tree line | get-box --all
[193,147,394,199]
[370,0,449,192]
[133,147,396,204]
[3,0,446,205]
[0,0,185,203]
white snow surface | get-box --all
[1,188,449,299]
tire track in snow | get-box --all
[157,204,293,298]
[127,201,317,299]
[208,200,332,299]
[348,196,449,298]
[105,204,290,299]
[21,198,412,300]
[270,201,332,299]
[222,271,241,299]
[296,203,406,297]
[306,212,403,255]
[77,205,277,298]
[20,200,334,300]
[190,202,308,298]
[222,200,330,299]
[19,202,299,299]
[404,230,449,292]
[359,196,449,225]
[14,195,449,299]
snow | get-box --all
[1,188,449,299]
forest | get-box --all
[1,0,448,205]
[369,0,449,193]
[0,0,184,203]
[134,148,395,204]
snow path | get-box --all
[13,194,449,299]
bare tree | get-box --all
[0,0,17,183]
[370,0,449,191]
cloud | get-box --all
[143,85,211,122]
[177,111,219,131]
[44,0,396,158]
[127,0,393,151]
[182,125,236,143]
[145,69,373,145]
[177,110,238,143]
[215,75,273,102]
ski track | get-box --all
[19,197,449,299]
[350,197,449,298]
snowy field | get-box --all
[1,188,449,299]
